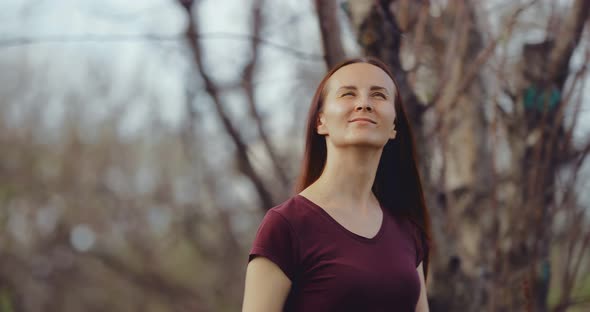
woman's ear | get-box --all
[317,113,328,135]
[389,124,397,139]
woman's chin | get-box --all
[336,137,388,149]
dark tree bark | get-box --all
[315,0,347,68]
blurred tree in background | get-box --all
[0,0,589,311]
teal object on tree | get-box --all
[523,86,561,112]
[523,86,538,110]
[540,260,551,283]
[548,89,560,110]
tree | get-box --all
[331,1,590,311]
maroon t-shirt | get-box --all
[248,195,427,312]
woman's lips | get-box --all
[349,118,376,124]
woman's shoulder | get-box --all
[392,215,428,263]
[266,195,320,228]
[388,213,423,240]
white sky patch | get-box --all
[0,0,588,192]
[0,0,189,138]
[70,224,96,252]
[0,0,328,142]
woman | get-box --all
[242,57,432,312]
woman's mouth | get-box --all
[349,118,376,124]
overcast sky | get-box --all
[0,0,326,142]
[0,0,588,144]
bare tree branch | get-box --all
[429,0,536,113]
[179,0,275,209]
[561,44,590,160]
[0,33,324,61]
[407,3,429,77]
[315,0,346,68]
[242,0,291,194]
[553,229,590,312]
[547,0,590,86]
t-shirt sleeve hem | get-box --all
[415,231,428,268]
[406,219,427,268]
[249,246,294,281]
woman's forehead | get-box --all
[327,63,395,91]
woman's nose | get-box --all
[355,100,373,112]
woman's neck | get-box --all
[302,144,383,214]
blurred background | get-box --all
[0,0,589,311]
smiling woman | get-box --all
[316,63,398,149]
[242,57,432,312]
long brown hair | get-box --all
[295,57,432,280]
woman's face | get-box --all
[317,63,397,148]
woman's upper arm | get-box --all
[242,256,292,312]
[415,261,430,312]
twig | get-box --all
[0,33,324,61]
[180,0,275,209]
[242,0,291,192]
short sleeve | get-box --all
[248,210,298,281]
[415,228,428,267]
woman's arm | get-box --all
[415,262,430,312]
[242,256,292,312]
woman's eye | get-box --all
[372,92,386,99]
[342,92,355,97]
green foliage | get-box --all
[0,288,14,312]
